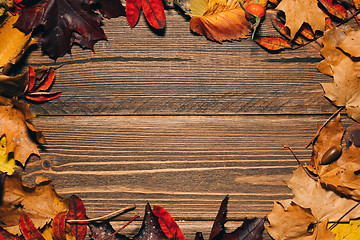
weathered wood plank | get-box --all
[21,115,345,221]
[23,10,334,116]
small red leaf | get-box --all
[35,68,55,92]
[0,228,22,240]
[325,17,333,30]
[153,205,184,240]
[19,215,46,240]
[126,0,142,28]
[27,66,36,92]
[66,195,87,240]
[254,37,291,51]
[52,212,67,240]
[298,24,315,40]
[142,0,166,29]
[271,19,291,39]
[318,0,347,20]
[25,91,62,102]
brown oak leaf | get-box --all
[189,0,252,42]
[276,0,327,39]
[0,173,69,235]
[0,96,45,166]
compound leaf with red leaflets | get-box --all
[0,227,22,240]
[66,195,87,240]
[153,205,184,240]
[318,0,347,20]
[254,36,291,51]
[126,0,142,28]
[52,212,67,240]
[19,215,45,240]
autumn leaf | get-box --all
[0,135,17,175]
[96,0,126,19]
[0,14,36,72]
[20,215,46,240]
[52,212,67,240]
[318,0,347,20]
[254,36,291,51]
[276,0,327,39]
[14,0,107,60]
[189,0,251,42]
[153,205,184,240]
[266,201,334,240]
[126,0,166,29]
[330,219,360,239]
[67,195,87,240]
[0,227,22,240]
[344,124,360,148]
[133,202,169,240]
[0,96,45,166]
[88,221,129,240]
[0,173,69,235]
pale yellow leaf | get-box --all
[0,135,16,175]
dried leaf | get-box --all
[276,0,327,39]
[0,96,45,165]
[132,202,169,240]
[0,227,22,240]
[266,201,317,240]
[189,0,251,42]
[0,14,36,70]
[271,18,291,39]
[0,135,17,175]
[338,29,360,58]
[20,215,46,240]
[52,212,67,240]
[66,195,87,240]
[298,24,314,40]
[0,173,69,235]
[88,220,129,240]
[330,219,360,240]
[254,36,291,51]
[14,0,107,60]
[96,0,126,19]
[344,124,360,148]
[318,0,347,20]
[285,167,360,222]
[153,205,184,240]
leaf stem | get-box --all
[329,201,360,230]
[101,214,141,240]
[284,145,319,180]
[305,107,343,148]
[66,204,136,223]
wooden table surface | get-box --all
[21,9,340,239]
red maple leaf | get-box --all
[14,0,108,60]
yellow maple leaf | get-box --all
[330,219,360,240]
[189,0,252,42]
[276,0,327,39]
[0,135,17,175]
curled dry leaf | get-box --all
[0,96,45,166]
[0,14,36,72]
[189,0,251,42]
[318,26,360,122]
[276,0,327,39]
[0,173,69,235]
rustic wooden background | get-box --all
[20,8,341,239]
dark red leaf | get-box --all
[142,0,166,29]
[319,0,347,20]
[209,196,265,240]
[194,232,204,240]
[14,0,107,60]
[52,212,67,240]
[133,203,169,240]
[0,227,22,240]
[97,0,126,19]
[153,205,184,240]
[126,0,142,28]
[66,195,87,240]
[88,220,129,240]
[25,91,62,102]
[19,215,45,240]
[254,37,291,51]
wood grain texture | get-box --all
[23,10,335,116]
[22,115,338,223]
